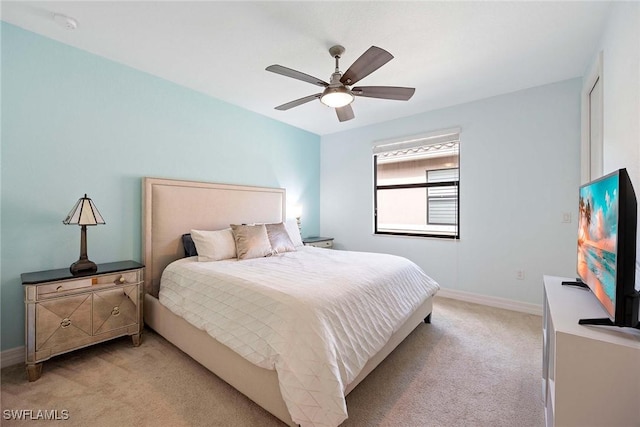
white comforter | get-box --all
[159,246,439,427]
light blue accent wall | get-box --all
[321,79,582,306]
[1,23,320,351]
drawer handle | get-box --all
[111,306,120,316]
[60,318,71,328]
[115,276,126,284]
[56,286,63,292]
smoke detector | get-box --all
[53,14,78,30]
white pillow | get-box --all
[284,218,304,247]
[191,228,237,261]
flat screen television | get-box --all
[573,168,639,329]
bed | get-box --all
[142,177,439,426]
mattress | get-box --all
[159,246,439,427]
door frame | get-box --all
[581,51,604,184]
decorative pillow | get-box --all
[265,222,296,254]
[284,218,304,247]
[230,224,274,260]
[190,228,237,262]
[181,233,198,257]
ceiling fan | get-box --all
[266,45,415,122]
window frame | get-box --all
[373,131,460,239]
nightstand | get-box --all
[303,236,334,249]
[21,261,144,381]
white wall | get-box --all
[320,79,582,306]
[593,1,640,278]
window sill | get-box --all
[374,231,459,240]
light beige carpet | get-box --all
[1,297,544,426]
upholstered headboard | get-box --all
[142,177,286,297]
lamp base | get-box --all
[70,259,97,275]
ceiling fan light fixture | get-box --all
[266,45,414,121]
[320,86,354,108]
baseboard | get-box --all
[1,346,24,368]
[437,288,543,316]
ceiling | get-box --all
[1,1,611,136]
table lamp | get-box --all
[63,194,105,274]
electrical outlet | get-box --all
[516,270,525,280]
[562,212,572,223]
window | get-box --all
[373,129,460,238]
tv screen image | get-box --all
[574,168,638,329]
[577,172,619,318]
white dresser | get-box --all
[542,275,640,427]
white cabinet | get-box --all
[542,275,640,427]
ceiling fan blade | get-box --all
[336,104,355,122]
[340,46,393,86]
[275,93,321,111]
[266,65,329,87]
[352,86,415,101]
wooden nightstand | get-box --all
[21,261,144,381]
[303,236,334,249]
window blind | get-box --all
[372,127,460,155]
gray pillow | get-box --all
[265,222,296,254]
[230,224,274,260]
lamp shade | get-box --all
[63,194,105,226]
[292,204,303,219]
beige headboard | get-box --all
[142,177,286,297]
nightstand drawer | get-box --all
[94,271,140,286]
[311,240,333,248]
[92,285,139,334]
[37,279,92,298]
[36,294,92,352]
[36,271,141,300]
[303,237,334,248]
